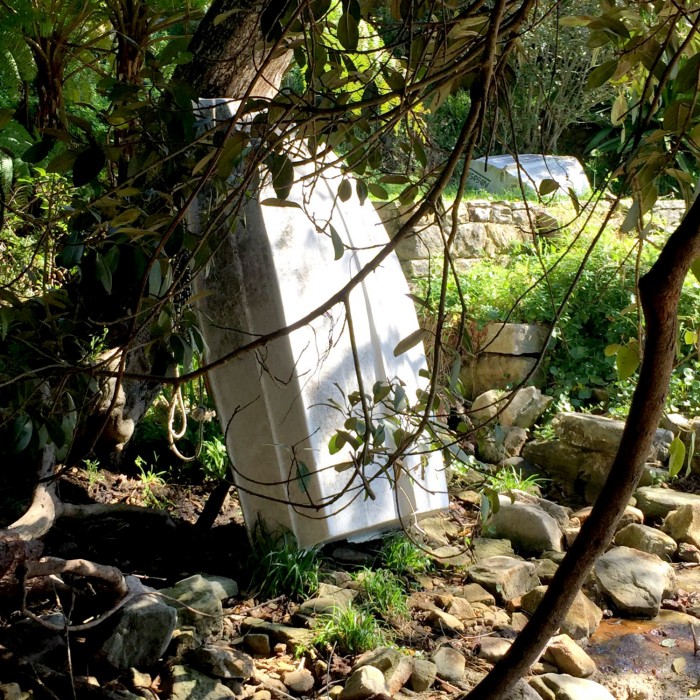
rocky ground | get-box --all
[6,395,700,699]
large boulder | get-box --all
[553,413,672,457]
[483,498,563,555]
[98,577,176,670]
[594,546,675,618]
[499,387,553,429]
[530,673,615,700]
[166,665,236,700]
[467,556,540,602]
[480,323,549,356]
[160,574,224,639]
[634,487,700,519]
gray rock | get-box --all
[511,492,571,529]
[535,558,559,584]
[99,578,176,670]
[341,666,388,700]
[543,634,596,677]
[476,426,528,463]
[471,538,515,561]
[160,575,224,639]
[521,587,602,640]
[191,645,254,681]
[614,523,677,560]
[504,680,542,699]
[634,487,700,518]
[427,607,464,633]
[352,647,412,695]
[530,673,615,699]
[462,355,541,399]
[594,546,675,618]
[484,498,563,555]
[499,387,553,429]
[283,669,315,695]
[166,664,236,700]
[244,633,271,656]
[0,683,23,700]
[481,323,549,356]
[470,390,506,426]
[197,575,238,601]
[409,658,436,692]
[662,503,700,548]
[432,646,465,683]
[468,556,539,602]
[678,542,700,563]
[459,583,496,606]
[477,637,512,663]
[240,617,315,648]
[429,544,472,567]
[553,413,672,456]
[298,589,356,615]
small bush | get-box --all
[379,533,432,576]
[249,526,321,601]
[354,568,409,624]
[313,604,387,654]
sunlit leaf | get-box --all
[539,178,559,195]
[338,178,352,202]
[669,438,686,479]
[616,344,639,380]
[330,224,344,260]
[393,328,429,357]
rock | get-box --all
[521,587,602,639]
[167,629,200,660]
[460,583,496,605]
[191,645,255,681]
[432,646,465,683]
[283,669,315,695]
[99,578,176,670]
[166,664,236,700]
[614,523,677,560]
[468,556,540,602]
[499,387,553,429]
[484,498,563,555]
[198,575,238,601]
[504,680,543,699]
[477,637,512,663]
[470,390,506,426]
[341,666,388,700]
[352,647,413,695]
[428,608,465,633]
[511,612,529,632]
[419,515,463,545]
[481,323,549,356]
[553,413,672,456]
[535,558,559,584]
[240,618,315,648]
[476,426,528,463]
[471,538,515,561]
[250,692,272,700]
[462,355,541,400]
[160,574,224,639]
[298,589,356,615]
[429,545,472,567]
[573,505,643,530]
[0,684,23,700]
[129,669,152,689]
[594,546,675,618]
[244,633,271,656]
[530,673,615,699]
[409,658,437,692]
[662,503,700,548]
[635,487,700,518]
[510,492,571,529]
[543,634,596,677]
[444,597,476,621]
[678,542,700,563]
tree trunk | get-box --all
[465,194,700,698]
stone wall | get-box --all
[375,197,688,279]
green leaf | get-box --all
[295,461,311,497]
[620,199,640,233]
[539,178,559,195]
[0,108,14,130]
[22,138,55,164]
[393,328,429,357]
[12,414,33,453]
[668,437,686,479]
[587,60,617,89]
[46,149,78,174]
[367,183,388,200]
[217,131,247,179]
[95,250,116,295]
[73,146,106,186]
[356,179,368,205]
[676,54,700,93]
[338,12,359,50]
[690,258,700,284]
[260,198,301,208]
[330,224,344,260]
[616,344,640,380]
[266,154,295,200]
[338,178,352,202]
